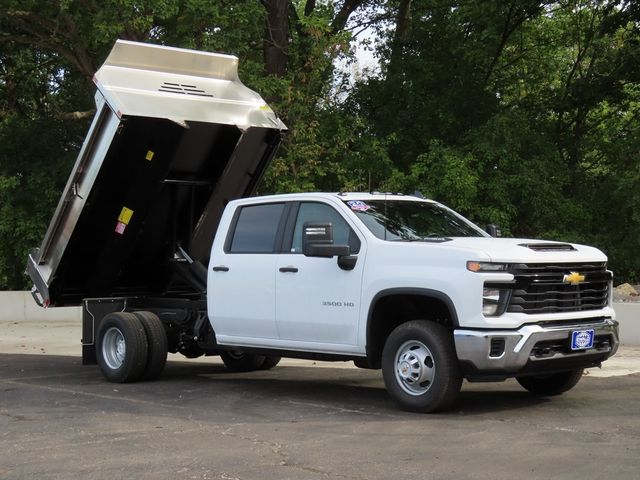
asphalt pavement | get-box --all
[1,320,640,479]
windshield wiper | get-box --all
[398,236,453,243]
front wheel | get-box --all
[516,369,584,396]
[382,321,462,413]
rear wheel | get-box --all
[516,369,584,395]
[96,312,148,383]
[259,356,281,370]
[132,311,168,381]
[220,350,266,372]
[382,320,462,413]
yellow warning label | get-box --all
[118,207,134,225]
[145,150,155,161]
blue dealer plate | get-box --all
[571,329,595,350]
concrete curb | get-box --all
[1,291,638,345]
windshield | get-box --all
[344,199,487,241]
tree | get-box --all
[350,0,640,280]
[0,1,375,288]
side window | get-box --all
[291,202,361,254]
[229,203,285,253]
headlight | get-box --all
[482,288,501,316]
[467,261,509,272]
[482,286,511,316]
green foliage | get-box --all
[353,0,640,281]
[1,0,639,288]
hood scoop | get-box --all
[518,243,577,252]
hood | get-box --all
[441,237,608,264]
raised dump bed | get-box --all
[27,40,286,307]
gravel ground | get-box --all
[612,284,640,303]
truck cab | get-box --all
[206,192,618,411]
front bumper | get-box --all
[454,318,619,381]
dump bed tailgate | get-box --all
[27,40,286,307]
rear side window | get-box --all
[229,203,285,253]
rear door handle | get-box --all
[279,266,298,273]
[212,265,229,272]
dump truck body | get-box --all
[27,40,286,307]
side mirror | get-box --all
[485,224,502,237]
[303,222,350,257]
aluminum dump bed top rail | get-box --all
[27,40,286,307]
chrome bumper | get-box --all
[454,318,619,376]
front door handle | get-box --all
[212,265,229,272]
[279,266,298,273]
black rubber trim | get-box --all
[217,345,362,363]
[280,202,301,253]
[365,288,460,361]
[460,352,612,382]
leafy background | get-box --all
[1,0,639,289]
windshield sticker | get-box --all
[347,200,370,211]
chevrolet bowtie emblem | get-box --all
[563,271,585,285]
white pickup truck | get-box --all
[27,41,618,412]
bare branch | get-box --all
[57,110,96,121]
[331,0,366,34]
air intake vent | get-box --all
[518,243,576,252]
[158,82,213,97]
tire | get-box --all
[516,369,584,396]
[220,350,266,372]
[260,356,281,370]
[382,320,462,413]
[96,312,148,383]
[132,311,168,381]
[353,357,371,369]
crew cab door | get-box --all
[275,202,364,349]
[208,202,288,341]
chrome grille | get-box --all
[507,263,610,314]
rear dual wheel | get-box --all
[96,311,167,383]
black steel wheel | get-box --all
[220,350,266,372]
[132,311,168,381]
[382,320,462,413]
[516,369,584,396]
[96,312,148,383]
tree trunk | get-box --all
[389,0,412,72]
[263,0,289,77]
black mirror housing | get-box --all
[485,224,502,237]
[303,222,350,258]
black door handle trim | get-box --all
[212,266,229,272]
[279,266,298,273]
